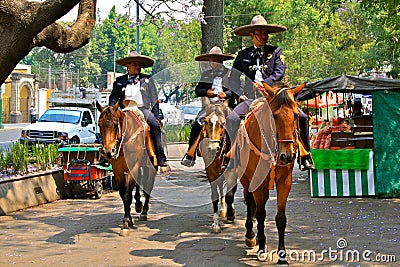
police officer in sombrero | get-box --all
[181,46,235,167]
[106,51,167,167]
[224,15,313,170]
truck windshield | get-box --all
[38,109,81,124]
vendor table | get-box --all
[309,149,376,197]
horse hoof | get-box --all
[139,213,148,221]
[245,236,257,247]
[119,228,130,237]
[211,223,221,234]
[226,211,236,223]
[257,249,268,262]
[277,259,289,266]
[135,205,143,213]
[219,209,227,218]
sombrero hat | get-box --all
[233,15,287,36]
[115,51,154,68]
[195,46,234,62]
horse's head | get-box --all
[203,101,231,156]
[258,82,305,165]
[96,101,124,160]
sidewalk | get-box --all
[0,122,30,131]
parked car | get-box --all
[179,105,202,124]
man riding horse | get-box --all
[225,15,313,171]
[181,46,235,167]
[98,51,167,167]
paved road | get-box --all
[0,143,399,266]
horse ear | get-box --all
[96,101,104,112]
[260,82,276,97]
[112,102,119,112]
[290,83,306,96]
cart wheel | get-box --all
[94,182,103,199]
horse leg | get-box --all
[139,165,155,221]
[275,172,292,266]
[210,180,221,233]
[139,190,150,221]
[134,184,143,213]
[218,179,227,218]
[119,173,135,229]
[253,188,269,262]
[244,192,256,247]
[225,170,237,223]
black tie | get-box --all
[128,76,139,84]
[251,47,263,59]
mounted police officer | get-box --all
[107,51,167,167]
[225,15,313,170]
[181,46,235,167]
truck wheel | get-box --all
[70,137,80,144]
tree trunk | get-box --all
[201,0,224,54]
[0,0,96,84]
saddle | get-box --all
[122,101,158,166]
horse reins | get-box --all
[114,110,145,159]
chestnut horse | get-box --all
[230,82,305,263]
[198,101,237,233]
[96,102,157,233]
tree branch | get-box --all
[32,0,96,53]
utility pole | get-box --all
[136,2,140,53]
[48,64,51,89]
[113,50,116,82]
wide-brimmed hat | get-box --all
[195,46,234,62]
[115,51,154,68]
[233,15,287,36]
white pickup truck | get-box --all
[20,106,98,146]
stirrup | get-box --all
[181,154,195,167]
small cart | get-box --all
[58,145,112,199]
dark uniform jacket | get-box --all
[109,73,160,119]
[229,44,286,101]
[195,66,236,109]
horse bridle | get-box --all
[102,107,144,160]
[204,111,226,160]
[267,88,300,164]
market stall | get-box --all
[297,75,400,197]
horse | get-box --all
[96,101,157,234]
[229,82,305,264]
[197,100,237,233]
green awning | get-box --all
[310,149,371,170]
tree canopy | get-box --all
[3,0,398,89]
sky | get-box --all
[60,1,127,21]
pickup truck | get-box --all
[20,106,98,146]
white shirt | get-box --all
[124,82,144,107]
[254,58,263,82]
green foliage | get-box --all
[31,144,60,171]
[9,142,30,174]
[164,124,191,142]
[0,142,60,176]
[21,0,396,89]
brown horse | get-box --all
[198,101,236,233]
[231,82,305,263]
[96,101,157,234]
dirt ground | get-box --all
[0,144,399,267]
